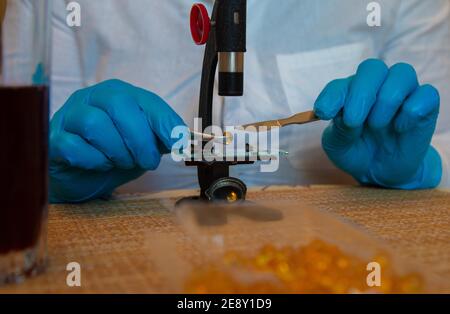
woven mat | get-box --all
[1,185,449,293]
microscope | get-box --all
[185,0,251,203]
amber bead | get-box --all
[184,239,424,294]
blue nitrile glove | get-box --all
[314,59,442,190]
[50,79,186,203]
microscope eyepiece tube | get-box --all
[216,0,246,97]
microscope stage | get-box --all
[182,148,288,163]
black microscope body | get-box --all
[186,0,251,203]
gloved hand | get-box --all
[314,59,442,190]
[50,79,186,203]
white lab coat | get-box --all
[3,0,450,192]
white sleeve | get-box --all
[380,0,450,187]
[50,0,84,117]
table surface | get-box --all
[1,185,449,294]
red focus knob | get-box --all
[190,3,210,45]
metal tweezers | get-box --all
[239,110,319,130]
[190,110,319,142]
